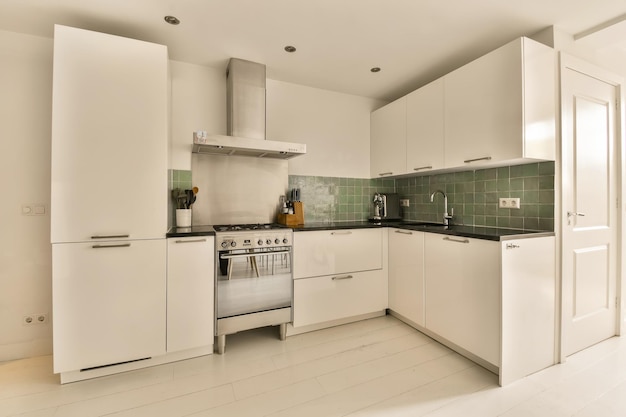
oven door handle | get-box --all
[220,250,290,260]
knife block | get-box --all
[277,201,304,226]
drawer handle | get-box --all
[91,234,130,239]
[332,275,353,281]
[92,243,131,249]
[394,230,413,235]
[175,238,207,244]
[443,237,469,244]
[413,165,433,171]
[463,156,492,164]
[331,231,353,235]
[378,172,393,177]
[506,243,520,249]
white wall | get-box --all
[169,60,226,170]
[167,65,384,177]
[267,79,386,178]
[0,30,53,361]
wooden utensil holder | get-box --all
[277,201,304,226]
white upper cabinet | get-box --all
[406,79,445,174]
[51,25,168,242]
[369,37,555,178]
[370,97,407,178]
[444,37,555,168]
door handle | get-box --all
[394,230,413,235]
[567,211,586,218]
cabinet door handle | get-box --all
[331,231,353,235]
[332,275,353,280]
[413,165,433,171]
[92,243,131,249]
[463,156,492,164]
[378,172,393,176]
[175,238,207,244]
[443,236,469,244]
[91,234,130,239]
[394,230,413,235]
[506,243,520,249]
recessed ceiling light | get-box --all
[164,16,180,25]
[284,45,297,53]
[370,67,381,73]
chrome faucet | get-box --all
[430,189,454,226]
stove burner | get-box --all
[214,223,286,232]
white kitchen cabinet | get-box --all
[370,98,407,178]
[293,229,383,279]
[293,269,387,328]
[51,25,168,243]
[500,236,555,386]
[52,239,166,373]
[292,228,387,329]
[388,228,425,327]
[166,237,214,353]
[51,25,169,381]
[406,79,445,174]
[424,234,501,367]
[444,37,555,168]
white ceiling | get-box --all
[0,0,624,101]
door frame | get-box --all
[558,53,625,362]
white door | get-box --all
[561,56,619,356]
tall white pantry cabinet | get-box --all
[51,25,168,379]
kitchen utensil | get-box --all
[192,186,199,195]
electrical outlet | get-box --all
[23,314,48,326]
[499,198,521,209]
[400,199,410,207]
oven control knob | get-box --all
[221,241,228,248]
[266,239,272,245]
[257,239,263,246]
[275,238,280,244]
[230,241,237,247]
[283,238,289,244]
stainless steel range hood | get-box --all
[192,58,306,159]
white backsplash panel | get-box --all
[191,153,288,225]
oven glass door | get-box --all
[216,248,292,319]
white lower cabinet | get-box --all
[293,270,387,328]
[293,229,383,279]
[292,228,387,329]
[388,228,425,327]
[424,234,501,367]
[166,237,214,353]
[52,239,166,374]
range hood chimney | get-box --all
[192,58,306,159]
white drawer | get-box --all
[293,228,383,279]
[293,269,387,328]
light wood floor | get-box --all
[2,315,626,416]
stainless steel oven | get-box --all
[214,224,293,354]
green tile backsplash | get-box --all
[289,161,554,230]
[288,176,394,222]
[397,161,554,230]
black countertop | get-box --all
[166,225,216,237]
[165,221,554,241]
[291,221,554,241]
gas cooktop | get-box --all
[213,223,288,232]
